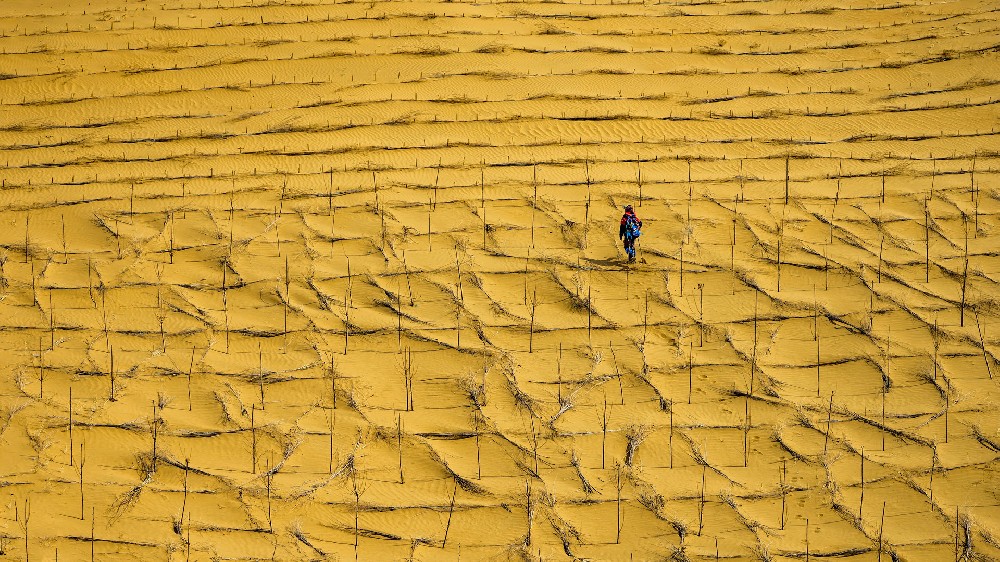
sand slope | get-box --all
[0,0,999,560]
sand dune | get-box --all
[0,0,999,560]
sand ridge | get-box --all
[0,0,999,560]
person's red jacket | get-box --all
[620,211,642,238]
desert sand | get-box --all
[0,0,999,560]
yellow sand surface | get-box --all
[0,0,999,560]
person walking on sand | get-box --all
[619,204,642,263]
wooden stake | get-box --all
[475,410,482,479]
[266,459,272,533]
[930,445,935,506]
[62,214,67,263]
[698,464,706,535]
[529,290,536,353]
[688,341,693,404]
[397,414,404,484]
[944,388,949,443]
[601,394,608,469]
[109,345,115,401]
[151,400,158,472]
[816,334,821,398]
[878,501,886,562]
[251,405,257,473]
[636,156,643,207]
[776,212,783,291]
[181,458,189,525]
[824,392,834,454]
[860,448,866,519]
[975,310,993,379]
[169,211,175,264]
[925,198,931,283]
[955,506,960,562]
[679,241,684,296]
[188,347,195,411]
[668,398,674,469]
[329,408,335,474]
[557,342,563,404]
[610,341,624,405]
[698,283,705,346]
[68,387,73,465]
[784,155,789,204]
[743,396,750,467]
[780,460,786,529]
[616,464,623,543]
[442,479,458,548]
[805,518,810,562]
[258,343,265,410]
[587,286,592,346]
[38,338,44,399]
[960,214,969,327]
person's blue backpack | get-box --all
[625,214,641,238]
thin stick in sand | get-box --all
[251,405,257,474]
[924,197,931,283]
[960,214,969,327]
[824,392,834,455]
[780,460,786,529]
[610,341,623,404]
[602,393,608,469]
[860,447,865,519]
[776,210,783,291]
[698,464,706,536]
[878,501,886,561]
[151,400,159,472]
[265,458,273,533]
[698,283,705,346]
[805,517,810,562]
[668,398,674,469]
[636,156,642,207]
[816,334,821,398]
[68,387,73,465]
[784,155,790,204]
[587,285,592,346]
[929,443,935,507]
[222,261,229,352]
[679,240,685,297]
[529,290,536,353]
[743,396,750,467]
[475,410,482,480]
[258,343,265,410]
[188,347,195,411]
[38,338,43,399]
[109,345,116,402]
[616,464,623,544]
[557,342,563,404]
[955,506,961,562]
[974,310,993,379]
[525,480,532,546]
[62,214,67,263]
[688,341,694,405]
[181,458,190,527]
[329,409,335,475]
[397,413,404,484]
[442,479,458,548]
[76,441,88,521]
[944,388,949,443]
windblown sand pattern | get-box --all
[0,0,999,560]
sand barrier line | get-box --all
[4,8,978,55]
[4,164,997,201]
